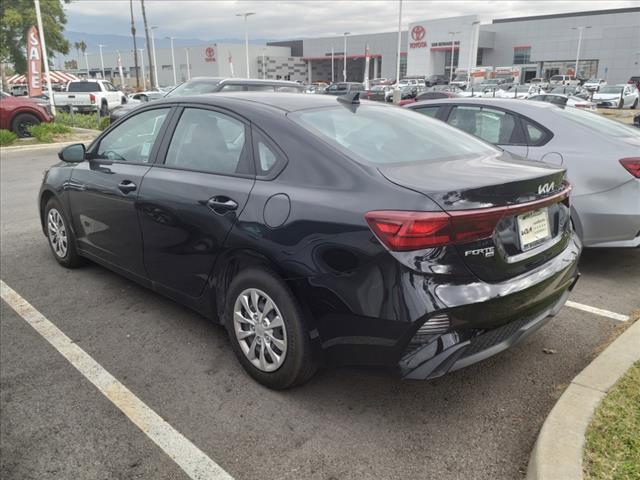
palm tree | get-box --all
[74,41,81,67]
[140,0,154,88]
[130,0,140,89]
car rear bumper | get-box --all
[301,231,581,373]
[573,180,640,247]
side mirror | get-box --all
[58,143,86,163]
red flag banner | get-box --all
[27,25,43,97]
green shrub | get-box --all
[28,122,72,143]
[98,116,110,131]
[54,111,101,130]
[0,129,18,146]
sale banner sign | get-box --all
[27,25,43,97]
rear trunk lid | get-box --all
[378,152,572,282]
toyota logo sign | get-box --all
[410,25,427,49]
[411,26,425,41]
[205,46,216,62]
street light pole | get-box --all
[448,31,461,83]
[98,44,106,78]
[84,52,90,75]
[331,44,335,83]
[395,0,402,86]
[166,36,177,85]
[185,48,191,80]
[343,32,350,82]
[571,25,591,78]
[236,12,256,79]
[138,48,146,90]
[262,48,266,79]
[34,0,55,114]
[150,26,159,88]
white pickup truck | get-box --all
[54,80,126,115]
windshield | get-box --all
[453,76,466,81]
[555,107,640,138]
[598,86,623,94]
[167,79,221,97]
[291,105,497,165]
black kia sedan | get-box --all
[39,93,581,389]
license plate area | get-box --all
[517,208,551,251]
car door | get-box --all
[105,82,121,107]
[444,105,528,157]
[67,106,172,278]
[137,105,255,298]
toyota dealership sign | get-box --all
[410,25,427,49]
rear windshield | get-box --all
[68,82,102,92]
[555,107,640,138]
[167,80,221,97]
[291,105,498,165]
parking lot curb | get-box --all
[526,317,640,480]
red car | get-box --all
[0,92,53,137]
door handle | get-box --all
[206,196,238,214]
[118,180,137,194]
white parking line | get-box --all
[0,280,234,480]
[565,300,629,322]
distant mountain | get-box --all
[60,30,275,59]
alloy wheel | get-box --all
[233,288,287,372]
[47,208,68,258]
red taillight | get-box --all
[89,93,96,104]
[365,184,572,251]
[620,158,640,178]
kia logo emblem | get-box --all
[205,47,215,58]
[411,26,426,41]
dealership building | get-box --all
[60,7,639,88]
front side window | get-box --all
[164,108,249,175]
[95,108,169,162]
[447,106,518,145]
[220,84,246,92]
[292,105,497,165]
[246,85,274,91]
[167,80,221,97]
[412,106,440,118]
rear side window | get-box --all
[252,129,286,177]
[292,105,497,165]
[164,108,250,175]
[447,106,518,145]
[525,123,544,144]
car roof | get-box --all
[151,91,391,113]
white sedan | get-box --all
[527,94,597,111]
[592,84,639,109]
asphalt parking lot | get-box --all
[1,145,638,480]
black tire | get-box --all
[224,268,318,389]
[121,96,127,104]
[100,102,109,117]
[618,98,624,109]
[11,112,40,138]
[44,197,83,268]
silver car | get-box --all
[405,98,640,247]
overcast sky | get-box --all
[65,0,637,40]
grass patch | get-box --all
[54,111,109,130]
[0,129,18,146]
[584,360,640,480]
[27,123,72,143]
